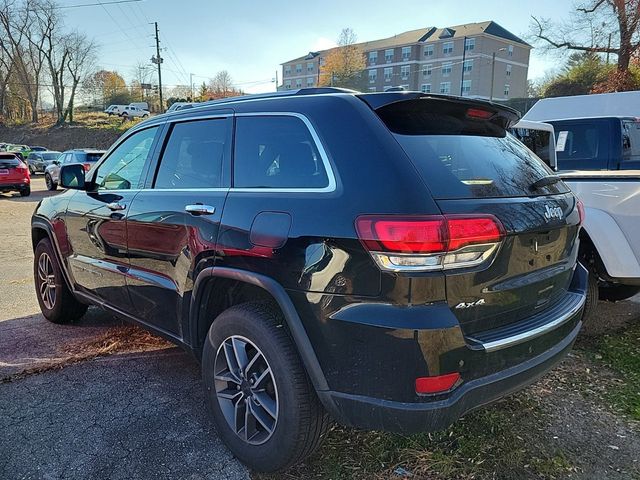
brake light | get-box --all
[356,214,505,272]
[466,108,494,120]
[415,372,461,394]
[577,200,585,225]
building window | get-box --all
[424,44,434,57]
[506,64,512,76]
[368,69,377,83]
[422,64,432,77]
[402,46,411,61]
[307,62,314,72]
[384,67,392,82]
[464,38,475,51]
[369,51,378,65]
[463,59,473,74]
[421,83,431,93]
[295,64,302,74]
[400,65,410,80]
[504,84,510,96]
[284,65,291,76]
[295,78,302,88]
[442,62,452,76]
[508,45,514,56]
[319,57,325,66]
[284,80,291,89]
[385,49,394,63]
[462,79,471,95]
[440,82,451,94]
[368,87,376,92]
[307,77,314,87]
[443,42,454,54]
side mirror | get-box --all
[60,164,86,190]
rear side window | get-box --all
[622,120,640,162]
[396,134,565,199]
[509,128,553,167]
[233,116,329,189]
[553,120,610,170]
[154,118,229,189]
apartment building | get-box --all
[279,21,531,100]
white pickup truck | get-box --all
[513,107,640,322]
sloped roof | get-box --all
[281,21,530,64]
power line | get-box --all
[58,0,142,9]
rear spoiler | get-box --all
[357,92,521,131]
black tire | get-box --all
[598,284,640,302]
[34,238,87,324]
[581,270,599,329]
[202,302,329,472]
[20,187,30,197]
[45,173,57,191]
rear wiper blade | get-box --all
[530,175,560,191]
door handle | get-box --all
[106,202,126,211]
[185,204,216,215]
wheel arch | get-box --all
[190,267,330,394]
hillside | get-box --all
[0,113,142,151]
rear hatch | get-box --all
[369,95,581,335]
[0,156,27,183]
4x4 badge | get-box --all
[455,299,486,309]
[544,205,563,222]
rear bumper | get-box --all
[320,319,580,433]
[295,264,587,434]
[0,182,29,191]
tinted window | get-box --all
[234,116,329,189]
[553,120,610,170]
[622,120,640,161]
[395,134,567,199]
[42,153,60,161]
[0,157,20,168]
[95,127,158,190]
[509,128,552,166]
[154,118,229,189]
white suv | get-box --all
[120,105,150,118]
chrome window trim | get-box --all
[232,112,337,193]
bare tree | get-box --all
[531,0,640,73]
[209,70,234,98]
[64,32,96,122]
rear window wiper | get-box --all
[530,175,560,191]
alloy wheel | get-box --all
[214,335,279,445]
[37,252,56,310]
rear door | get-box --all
[125,113,232,337]
[376,98,581,334]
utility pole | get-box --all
[606,33,612,64]
[489,51,496,101]
[190,73,194,100]
[151,22,164,113]
[460,36,467,96]
[275,70,278,91]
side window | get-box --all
[623,120,640,161]
[58,154,68,164]
[154,118,229,189]
[94,127,158,190]
[554,121,610,170]
[234,116,329,189]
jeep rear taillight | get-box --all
[355,214,504,272]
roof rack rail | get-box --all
[192,87,357,109]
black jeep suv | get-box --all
[31,89,587,472]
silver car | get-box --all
[44,149,105,191]
[27,151,61,175]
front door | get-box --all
[64,126,161,311]
[126,115,232,337]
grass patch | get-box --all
[263,394,574,480]
[582,323,640,420]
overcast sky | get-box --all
[61,0,575,93]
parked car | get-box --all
[31,89,586,472]
[44,149,105,191]
[508,119,640,320]
[104,105,128,116]
[8,144,30,160]
[27,150,61,174]
[120,105,150,118]
[0,143,9,151]
[129,102,149,110]
[0,153,30,196]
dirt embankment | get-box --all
[0,119,125,151]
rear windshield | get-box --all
[42,153,59,160]
[0,157,20,168]
[394,134,567,199]
[77,153,103,163]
